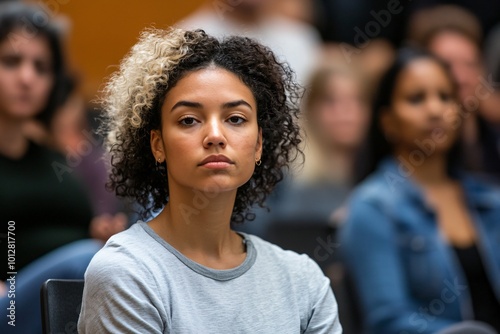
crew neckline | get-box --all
[138,221,257,281]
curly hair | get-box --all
[101,28,303,223]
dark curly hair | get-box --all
[101,28,303,223]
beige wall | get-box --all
[52,0,205,99]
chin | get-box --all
[191,178,245,195]
[8,108,41,120]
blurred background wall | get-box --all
[33,0,205,99]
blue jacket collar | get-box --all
[376,157,500,211]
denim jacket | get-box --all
[339,158,500,334]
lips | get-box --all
[198,154,234,166]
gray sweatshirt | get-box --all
[78,221,342,333]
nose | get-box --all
[18,62,37,87]
[202,117,227,149]
[427,95,445,119]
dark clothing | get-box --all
[0,142,93,280]
[454,244,500,332]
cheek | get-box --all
[0,72,13,95]
[239,135,259,160]
[233,130,260,167]
[164,136,191,166]
[36,77,54,102]
[392,106,421,129]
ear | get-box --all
[150,129,165,162]
[255,128,263,160]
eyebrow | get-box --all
[222,100,253,110]
[170,101,202,112]
[170,99,253,112]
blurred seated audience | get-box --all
[340,48,500,334]
[0,239,102,334]
[236,64,370,240]
[275,65,370,223]
[0,2,94,280]
[407,5,500,180]
[0,3,127,333]
[177,0,321,85]
[48,74,128,240]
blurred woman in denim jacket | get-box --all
[340,48,500,334]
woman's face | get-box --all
[151,67,262,195]
[312,74,369,150]
[0,31,54,120]
[382,58,459,155]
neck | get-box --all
[151,184,242,260]
[0,114,30,159]
[326,144,357,182]
[462,114,478,144]
[394,148,450,186]
[306,140,356,183]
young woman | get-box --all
[0,3,103,334]
[78,28,341,333]
[340,48,500,334]
[0,2,95,277]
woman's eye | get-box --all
[440,92,452,102]
[407,93,424,104]
[179,117,197,126]
[228,116,245,125]
[0,56,19,68]
[35,60,52,76]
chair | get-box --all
[264,220,363,333]
[40,279,84,334]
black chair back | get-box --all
[40,279,84,334]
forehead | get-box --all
[395,59,453,92]
[0,29,51,55]
[163,67,256,106]
[428,30,480,61]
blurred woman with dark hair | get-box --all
[340,48,500,334]
[0,2,96,277]
[0,3,112,333]
[408,5,500,180]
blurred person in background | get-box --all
[482,23,500,160]
[407,5,500,180]
[269,65,370,226]
[0,3,125,333]
[0,2,93,279]
[177,0,321,85]
[48,74,128,240]
[340,48,500,334]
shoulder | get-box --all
[340,170,407,245]
[347,170,399,212]
[85,223,156,280]
[462,173,500,196]
[461,173,500,212]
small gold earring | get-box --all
[255,158,262,166]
